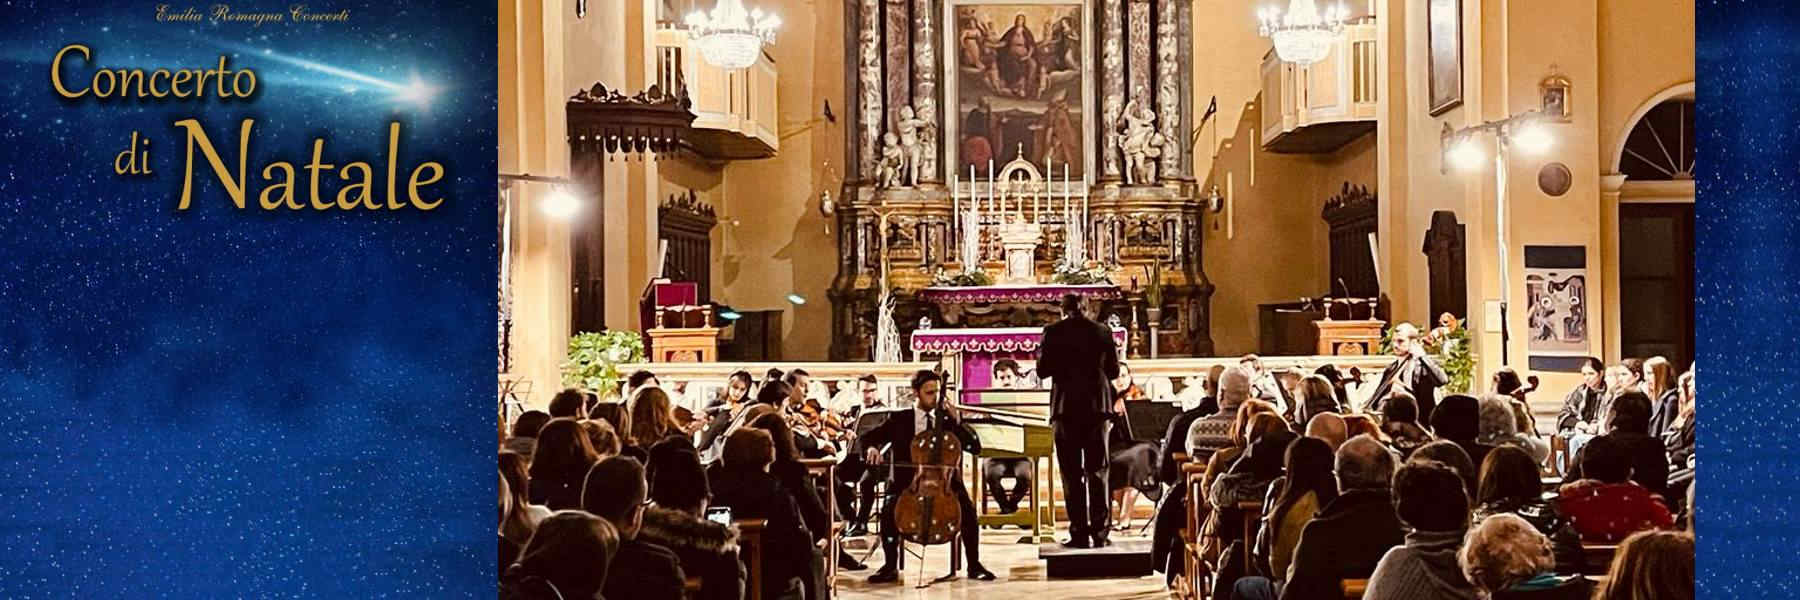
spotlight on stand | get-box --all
[1441,124,1485,172]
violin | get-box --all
[892,405,964,547]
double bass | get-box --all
[891,405,964,547]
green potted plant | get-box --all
[562,330,645,398]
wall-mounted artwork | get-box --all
[945,0,1092,179]
[1540,74,1573,122]
[1525,246,1588,371]
[1427,0,1463,116]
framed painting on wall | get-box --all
[1524,246,1589,372]
[1427,0,1463,116]
[942,0,1093,180]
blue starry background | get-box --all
[0,1,494,597]
[1698,1,1800,597]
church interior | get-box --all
[497,0,1697,598]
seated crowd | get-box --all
[1155,345,1696,600]
[499,342,1698,600]
[499,368,890,600]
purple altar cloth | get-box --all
[910,327,1128,395]
[916,283,1122,305]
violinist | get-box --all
[861,370,997,583]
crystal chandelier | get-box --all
[685,0,781,70]
[1258,0,1348,66]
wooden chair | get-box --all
[737,519,768,600]
[1236,500,1264,570]
[1183,462,1211,599]
[800,457,841,598]
[682,576,703,600]
[1341,578,1368,598]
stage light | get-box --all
[1511,120,1554,155]
[786,293,807,305]
[541,187,581,220]
[1446,135,1485,171]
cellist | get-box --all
[860,369,997,583]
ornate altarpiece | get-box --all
[829,0,1212,360]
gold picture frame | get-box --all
[1540,74,1573,122]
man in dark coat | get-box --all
[1366,323,1449,423]
[582,456,688,600]
[1036,293,1121,547]
[1277,436,1405,600]
[860,370,996,583]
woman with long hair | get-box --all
[629,386,687,455]
[500,511,621,600]
[500,451,551,530]
[528,418,600,510]
[1257,436,1339,581]
[1472,445,1586,574]
[1295,374,1340,428]
[1594,530,1694,600]
[1643,357,1679,439]
[1200,399,1282,499]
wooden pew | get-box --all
[1237,500,1264,570]
[1183,461,1211,599]
[1341,578,1367,598]
[800,457,841,599]
[1582,544,1619,577]
[737,519,768,600]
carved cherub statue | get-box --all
[1118,99,1165,185]
[895,105,932,187]
[876,132,904,188]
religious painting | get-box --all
[1524,246,1588,370]
[944,1,1091,180]
[1427,0,1463,116]
[1540,74,1573,122]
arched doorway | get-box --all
[1615,95,1695,369]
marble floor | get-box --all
[832,525,1170,600]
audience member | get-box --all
[1152,366,1226,585]
[1412,440,1478,501]
[587,402,635,459]
[1556,357,1607,436]
[1430,395,1494,470]
[1188,367,1254,461]
[1295,375,1341,428]
[1303,412,1347,452]
[710,428,813,600]
[1232,437,1339,598]
[548,387,588,420]
[641,438,746,600]
[507,410,553,458]
[1276,435,1404,600]
[1478,394,1549,463]
[499,470,528,577]
[1642,357,1679,439]
[1472,445,1585,574]
[1567,391,1669,499]
[746,411,831,547]
[1594,530,1694,600]
[528,418,600,510]
[1200,400,1281,502]
[501,451,552,527]
[1458,514,1593,599]
[500,511,620,600]
[581,456,687,600]
[1379,392,1433,459]
[629,386,690,458]
[1342,415,1381,443]
[627,370,662,398]
[579,419,622,459]
[1205,419,1295,600]
[1363,460,1476,600]
[1557,434,1674,543]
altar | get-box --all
[910,325,1128,399]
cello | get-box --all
[892,404,965,548]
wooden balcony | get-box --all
[1260,19,1378,154]
[655,25,779,160]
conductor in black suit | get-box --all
[860,370,996,583]
[1036,293,1121,548]
[1366,322,1449,423]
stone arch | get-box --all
[1607,81,1695,175]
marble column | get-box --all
[883,0,912,139]
[1155,0,1181,178]
[1100,0,1124,180]
[912,0,939,183]
[859,0,883,177]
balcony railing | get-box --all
[655,23,779,160]
[1259,17,1379,154]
